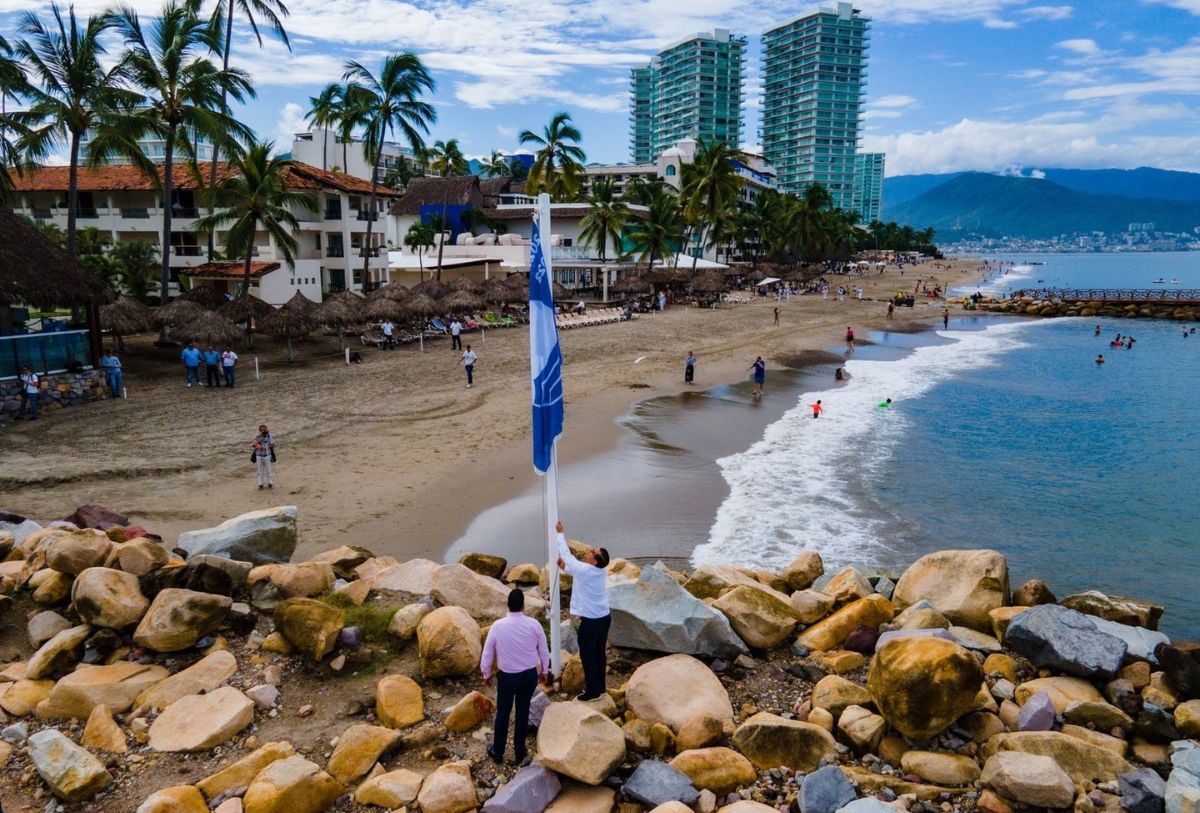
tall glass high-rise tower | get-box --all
[762,3,869,209]
[629,29,746,164]
[853,152,885,223]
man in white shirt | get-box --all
[555,519,610,700]
[460,344,477,388]
[380,320,395,350]
[481,589,548,765]
[221,346,238,388]
[449,318,463,351]
[16,365,39,420]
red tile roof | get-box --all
[12,162,398,197]
[186,261,280,279]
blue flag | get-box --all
[529,219,564,474]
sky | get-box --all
[2,0,1199,177]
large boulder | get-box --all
[25,624,91,679]
[43,528,113,575]
[133,588,232,652]
[418,606,482,678]
[783,552,825,592]
[37,662,169,719]
[482,764,561,813]
[797,766,856,813]
[196,741,296,800]
[376,674,425,729]
[242,755,343,813]
[459,552,508,581]
[273,597,344,661]
[866,636,985,739]
[326,723,401,784]
[27,728,111,802]
[177,506,298,566]
[147,686,255,751]
[713,584,802,650]
[417,761,477,813]
[1059,591,1162,630]
[135,649,238,710]
[355,768,424,809]
[369,558,440,594]
[62,503,129,529]
[537,702,626,784]
[892,550,1009,633]
[107,538,170,576]
[70,567,148,630]
[981,751,1075,808]
[1004,604,1127,679]
[796,595,894,653]
[609,566,747,659]
[136,785,208,813]
[980,731,1133,783]
[626,654,735,750]
[1089,616,1170,663]
[670,747,757,795]
[623,760,700,807]
[430,563,545,622]
[248,562,335,600]
[732,713,838,771]
[684,564,776,600]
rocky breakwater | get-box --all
[966,294,1200,322]
[1,506,1198,813]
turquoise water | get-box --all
[701,252,1200,639]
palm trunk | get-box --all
[286,335,294,363]
[66,130,80,257]
[434,173,450,281]
[418,249,424,283]
[321,128,328,171]
[158,126,176,339]
[206,1,235,262]
[691,224,704,273]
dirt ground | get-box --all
[0,260,987,562]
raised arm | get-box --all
[555,523,587,577]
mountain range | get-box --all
[882,168,1200,239]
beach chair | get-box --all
[361,328,385,347]
[498,314,517,327]
[429,318,448,333]
[482,313,502,328]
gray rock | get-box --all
[177,506,297,566]
[527,690,552,728]
[1005,604,1127,678]
[560,620,578,655]
[1018,691,1056,731]
[1173,741,1200,779]
[1121,768,1167,813]
[188,555,255,590]
[483,764,561,813]
[800,766,857,813]
[872,577,895,600]
[622,760,700,807]
[0,516,41,545]
[2,722,29,745]
[1167,766,1200,813]
[838,800,895,813]
[27,611,72,649]
[609,565,747,659]
[950,625,1003,653]
[875,628,955,649]
[1090,617,1170,664]
[27,729,112,802]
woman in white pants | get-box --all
[252,424,275,489]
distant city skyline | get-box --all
[2,0,1198,176]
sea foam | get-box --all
[694,320,1033,572]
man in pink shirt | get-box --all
[481,588,549,765]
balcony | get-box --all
[356,211,378,222]
[353,246,381,257]
[326,247,345,258]
[171,207,199,218]
[31,207,52,220]
[324,208,342,220]
[121,207,150,219]
[173,245,203,257]
[74,207,99,219]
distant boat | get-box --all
[1153,278,1167,284]
[1171,278,1181,284]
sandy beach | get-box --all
[0,259,983,562]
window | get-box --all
[665,165,676,177]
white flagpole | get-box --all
[538,192,563,677]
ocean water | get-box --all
[699,252,1200,638]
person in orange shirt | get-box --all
[812,400,823,419]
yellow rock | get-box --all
[545,783,616,813]
[1060,724,1128,757]
[81,704,127,753]
[0,679,55,716]
[355,768,423,807]
[811,675,872,717]
[649,722,675,756]
[136,785,207,813]
[272,598,343,661]
[375,674,424,729]
[867,636,984,740]
[669,747,757,795]
[1175,699,1200,737]
[980,731,1132,782]
[444,690,495,732]
[242,755,343,813]
[807,707,834,732]
[796,595,893,651]
[37,662,169,719]
[1118,661,1151,690]
[988,607,1027,641]
[892,549,1009,632]
[1014,677,1103,713]
[731,712,837,771]
[135,650,238,711]
[326,724,401,784]
[260,632,294,655]
[982,654,1017,683]
[197,741,296,800]
[416,761,477,813]
[818,650,866,674]
[900,751,981,786]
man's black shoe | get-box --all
[486,746,504,764]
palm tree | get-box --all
[404,221,435,282]
[579,178,628,263]
[110,0,255,313]
[679,139,741,271]
[305,83,339,171]
[328,82,370,172]
[343,53,435,290]
[194,140,317,297]
[0,35,28,200]
[519,111,586,201]
[427,138,467,281]
[205,0,290,260]
[16,5,131,256]
[482,150,512,178]
[110,239,160,302]
[626,185,683,270]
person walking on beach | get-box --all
[845,326,855,350]
[202,344,222,388]
[811,399,823,419]
[684,351,697,384]
[181,342,202,388]
[252,424,275,489]
[450,318,463,351]
[887,301,894,320]
[773,306,780,327]
[15,365,39,420]
[461,344,477,388]
[381,320,395,350]
[555,519,610,701]
[104,351,124,398]
[750,356,766,398]
[943,308,950,330]
[221,345,238,388]
[481,588,548,766]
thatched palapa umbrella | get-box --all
[177,285,227,310]
[154,299,207,328]
[441,290,484,314]
[448,276,482,294]
[482,277,520,304]
[312,290,364,351]
[220,293,274,350]
[371,283,410,302]
[259,302,316,364]
[174,309,242,345]
[690,270,726,294]
[364,296,407,323]
[413,278,450,300]
[611,276,650,296]
[284,291,318,316]
[402,293,440,352]
[100,296,153,349]
[551,282,571,302]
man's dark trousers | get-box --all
[493,667,537,760]
[577,614,611,698]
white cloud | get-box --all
[871,94,919,108]
[864,110,904,119]
[496,125,518,139]
[1020,5,1073,20]
[272,102,307,152]
[1143,0,1200,13]
[1056,38,1102,56]
[983,17,1019,28]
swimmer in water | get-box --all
[878,398,892,408]
[1095,325,1101,336]
[811,400,823,419]
[834,367,845,381]
[1096,354,1105,364]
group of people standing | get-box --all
[181,342,238,389]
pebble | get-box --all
[297,704,315,717]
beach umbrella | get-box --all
[154,299,207,328]
[313,290,364,351]
[173,309,242,345]
[413,278,450,300]
[177,285,226,309]
[259,302,316,364]
[611,276,650,295]
[284,290,318,316]
[99,296,153,349]
[690,270,727,294]
[448,276,482,294]
[441,290,484,313]
[371,283,411,302]
[364,296,407,323]
[482,277,520,304]
[744,268,768,283]
[220,293,274,350]
[402,292,440,319]
[552,282,572,301]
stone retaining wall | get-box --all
[0,369,110,421]
[973,296,1200,320]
